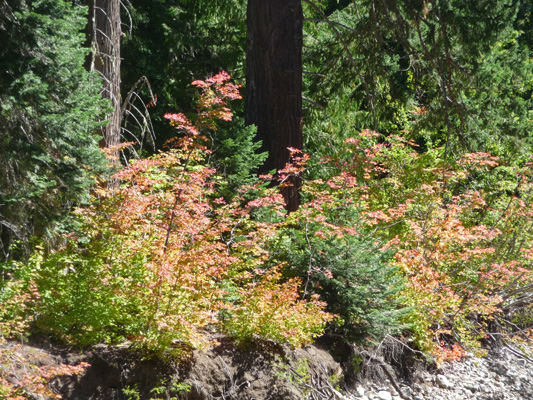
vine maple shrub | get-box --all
[1,72,330,352]
[2,73,532,363]
[327,131,533,356]
[0,340,89,400]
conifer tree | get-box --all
[0,0,109,262]
[303,0,532,161]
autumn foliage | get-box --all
[0,340,89,400]
[1,73,532,370]
[0,73,331,358]
[326,131,533,355]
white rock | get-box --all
[377,390,392,400]
[355,385,366,397]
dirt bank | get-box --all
[1,337,531,400]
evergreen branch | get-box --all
[302,0,378,130]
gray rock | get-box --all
[464,382,479,393]
[436,374,454,390]
[490,362,508,376]
[401,386,414,397]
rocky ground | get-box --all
[347,343,533,400]
[1,336,531,400]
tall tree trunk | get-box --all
[245,0,303,212]
[91,0,122,164]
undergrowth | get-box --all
[0,74,532,376]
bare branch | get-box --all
[304,17,358,33]
[119,0,134,35]
[94,28,117,50]
[120,76,157,149]
[303,96,325,110]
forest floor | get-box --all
[1,335,532,400]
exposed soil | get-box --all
[1,336,531,400]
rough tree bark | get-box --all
[245,0,304,212]
[91,0,122,164]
